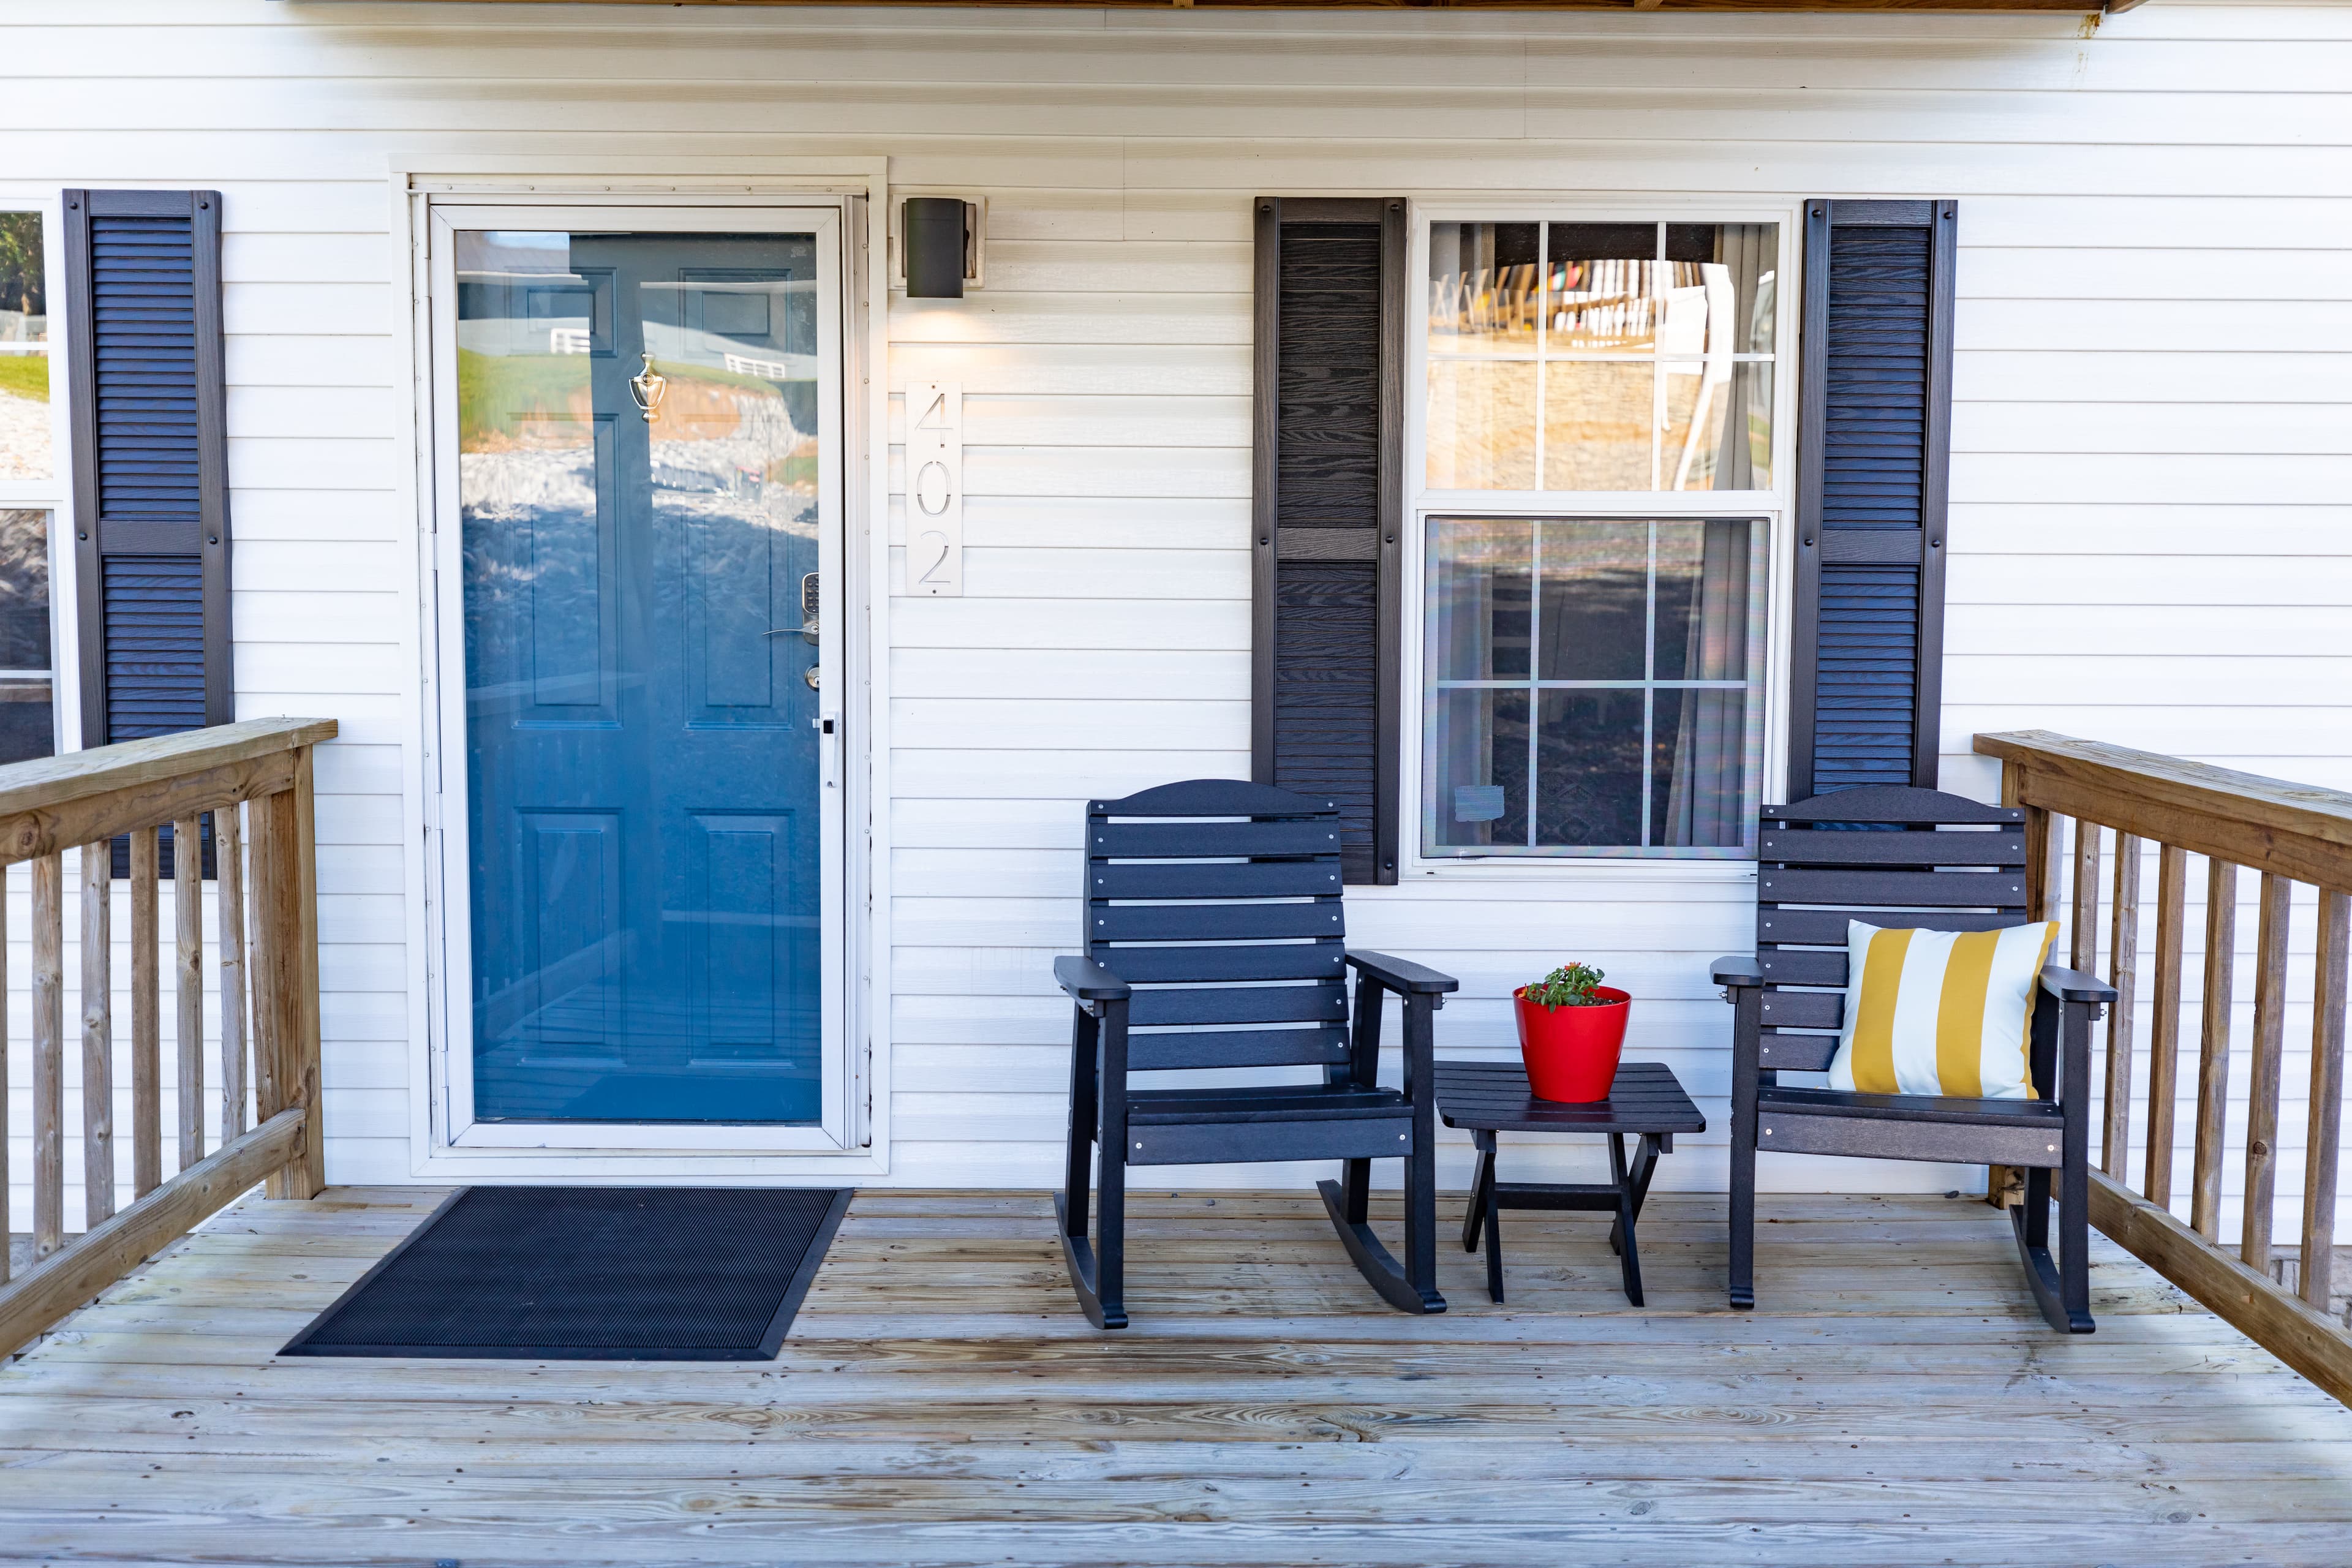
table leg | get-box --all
[1607,1133,1645,1306]
[1482,1161,1505,1305]
[1607,1134,1629,1256]
[1462,1135,1494,1254]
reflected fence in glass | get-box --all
[1427,220,1777,494]
[1423,516,1764,858]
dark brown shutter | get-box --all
[1786,198,1956,799]
[1250,197,1405,884]
[62,189,232,875]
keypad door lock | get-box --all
[799,571,820,644]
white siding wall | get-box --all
[3,0,2347,1241]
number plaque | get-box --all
[905,380,962,597]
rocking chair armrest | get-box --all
[2038,965,2117,1006]
[1344,949,1460,996]
[1711,956,1764,990]
[1054,954,1132,1004]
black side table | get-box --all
[1434,1060,1705,1306]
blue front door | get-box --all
[454,228,829,1125]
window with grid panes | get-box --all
[1419,219,1781,859]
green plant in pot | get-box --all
[1513,962,1632,1102]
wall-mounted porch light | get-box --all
[897,197,984,299]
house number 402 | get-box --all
[906,381,962,597]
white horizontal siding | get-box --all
[0,0,2345,1244]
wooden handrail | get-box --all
[0,718,334,1357]
[1977,730,2352,1406]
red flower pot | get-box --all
[1513,985,1632,1103]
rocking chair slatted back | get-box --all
[1085,778,1351,1071]
[1755,784,2032,1074]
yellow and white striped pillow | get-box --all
[1825,920,2059,1101]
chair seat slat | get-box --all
[1760,867,2032,908]
[1091,902,1343,943]
[1126,1026,1349,1071]
[1090,859,1342,900]
[1760,1084,2065,1127]
[1764,787,2021,826]
[1101,943,1343,985]
[1759,828,2025,869]
[1129,1083,1406,1123]
[1126,982,1348,1029]
[1090,820,1342,859]
[1757,950,1848,987]
[1760,907,2034,946]
[1757,991,1844,1030]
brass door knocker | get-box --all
[628,353,667,423]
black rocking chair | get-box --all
[1053,779,1454,1328]
[1712,785,2117,1333]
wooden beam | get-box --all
[2090,1170,2352,1410]
[0,718,334,823]
[1975,731,2352,892]
[0,1108,304,1359]
[372,1,2136,10]
[0,750,301,868]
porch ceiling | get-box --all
[4,1185,2348,1562]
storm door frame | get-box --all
[417,195,863,1158]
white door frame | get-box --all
[396,177,889,1178]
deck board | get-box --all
[2,1187,2350,1564]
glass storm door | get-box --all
[443,216,843,1133]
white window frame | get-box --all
[1401,200,1801,881]
[0,190,80,758]
[402,184,885,1170]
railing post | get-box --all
[217,805,249,1142]
[1974,730,2352,1406]
[2104,832,2142,1180]
[174,814,205,1172]
[253,750,322,1201]
[2071,821,2102,976]
[79,840,113,1227]
[2192,859,2239,1242]
[31,853,62,1259]
[2306,889,2348,1313]
[2242,873,2293,1270]
[2144,843,2188,1208]
[0,718,337,1358]
[130,826,161,1200]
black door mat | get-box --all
[281,1186,852,1361]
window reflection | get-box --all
[1428,222,1540,354]
[0,211,50,482]
[0,509,55,764]
[1425,219,1776,493]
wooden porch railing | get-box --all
[1977,731,2351,1404]
[0,717,335,1357]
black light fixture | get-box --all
[902,198,972,300]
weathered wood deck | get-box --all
[4,1185,2351,1565]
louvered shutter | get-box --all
[1250,197,1404,885]
[1786,199,1956,798]
[62,190,232,875]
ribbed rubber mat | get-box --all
[281,1186,851,1361]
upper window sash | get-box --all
[1408,207,1796,513]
